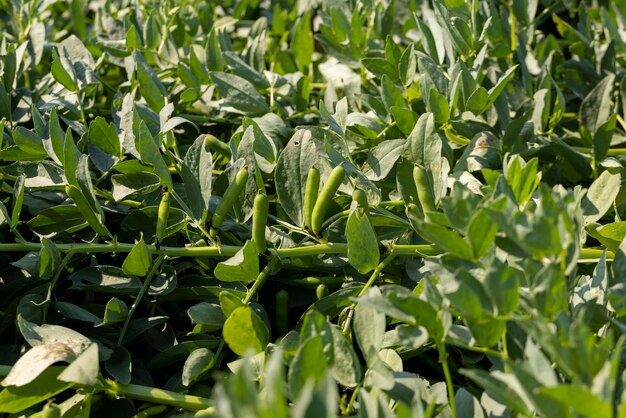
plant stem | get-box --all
[42,252,74,323]
[102,380,213,411]
[243,257,281,304]
[0,365,213,412]
[439,344,457,418]
[0,241,613,262]
[117,256,165,346]
[572,146,626,156]
[342,251,397,334]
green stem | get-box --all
[42,252,74,323]
[342,251,398,334]
[509,0,517,52]
[447,342,506,359]
[572,146,626,156]
[321,209,350,230]
[0,365,213,412]
[243,257,281,304]
[117,256,165,346]
[393,244,445,257]
[0,241,614,262]
[102,380,213,411]
[277,243,348,257]
[439,344,457,418]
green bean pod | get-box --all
[276,289,289,336]
[352,188,368,212]
[65,185,111,238]
[304,166,320,231]
[204,134,232,159]
[316,284,329,300]
[41,404,61,418]
[155,190,170,244]
[406,203,423,232]
[211,168,248,229]
[413,165,436,216]
[252,193,269,254]
[311,165,345,234]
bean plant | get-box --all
[1,0,626,417]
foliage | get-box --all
[0,0,626,417]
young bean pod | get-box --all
[304,166,320,232]
[316,284,329,300]
[211,168,248,229]
[352,188,368,212]
[252,193,269,254]
[311,164,345,234]
[41,404,61,418]
[204,134,232,159]
[413,165,436,217]
[155,190,170,244]
[275,289,289,336]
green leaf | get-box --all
[427,87,450,125]
[214,240,259,284]
[390,106,419,136]
[274,130,328,226]
[105,347,132,384]
[188,302,225,332]
[362,58,399,82]
[593,112,617,163]
[467,207,498,259]
[380,75,405,111]
[88,117,121,158]
[46,108,65,165]
[135,52,167,112]
[330,326,361,388]
[582,169,621,224]
[415,220,475,261]
[126,24,142,50]
[57,343,99,386]
[505,156,541,206]
[0,367,73,413]
[539,386,612,418]
[398,44,416,87]
[580,74,615,145]
[346,209,379,274]
[63,128,80,186]
[10,174,25,231]
[288,336,328,399]
[97,297,129,327]
[211,72,269,116]
[122,238,152,277]
[485,65,518,110]
[466,87,489,115]
[27,205,88,236]
[12,127,47,158]
[293,12,313,72]
[219,291,246,318]
[354,288,386,363]
[135,120,173,190]
[455,388,485,418]
[460,369,531,416]
[206,29,224,71]
[223,306,269,356]
[403,113,442,167]
[111,171,161,201]
[361,138,405,181]
[182,348,215,387]
[1,344,76,387]
[51,48,78,91]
